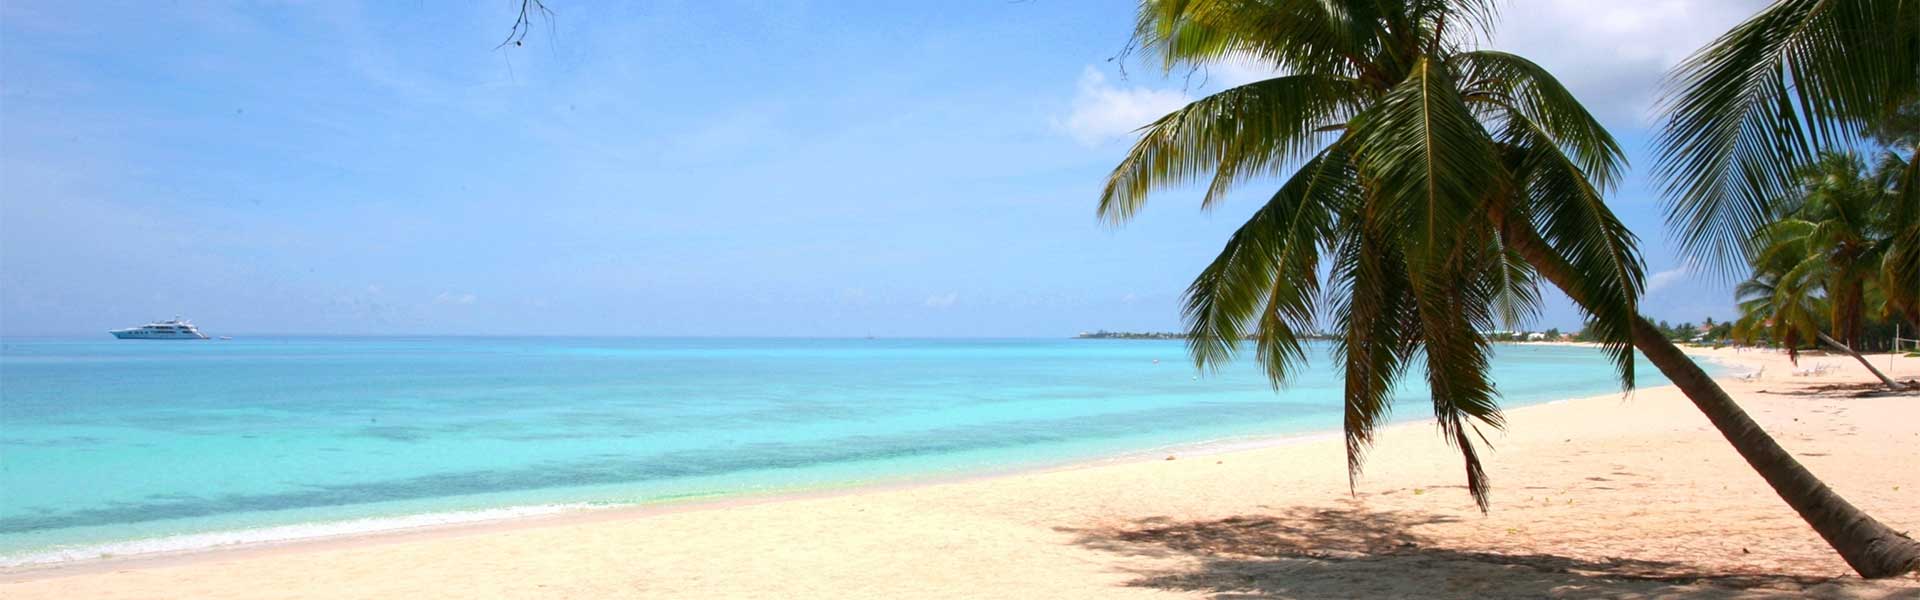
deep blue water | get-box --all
[0,337,1673,564]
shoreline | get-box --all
[6,346,1915,597]
[0,345,1666,577]
[0,411,1370,579]
[0,352,1720,579]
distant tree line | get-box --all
[1073,330,1188,340]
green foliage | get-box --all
[1865,98,1920,150]
[1102,0,1643,511]
[1654,0,1920,273]
[1571,326,1601,343]
[1651,320,1697,341]
[1881,148,1920,328]
[1732,267,1824,360]
[1746,153,1906,346]
[1708,321,1734,341]
[1732,151,1917,357]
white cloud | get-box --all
[838,287,872,306]
[1203,56,1284,88]
[1054,1,1767,142]
[1054,67,1192,147]
[1646,266,1694,294]
[1048,1,1767,151]
[434,292,478,305]
[1491,0,1767,128]
[923,292,958,309]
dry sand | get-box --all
[6,346,1918,599]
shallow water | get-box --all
[0,337,1678,565]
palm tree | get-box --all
[1880,150,1920,329]
[1106,0,1918,578]
[1731,269,1820,354]
[1104,0,1642,512]
[1657,0,1920,367]
[1764,153,1895,348]
[1655,2,1920,575]
[1749,153,1905,388]
[1737,232,1902,389]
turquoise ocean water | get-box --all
[0,337,1685,565]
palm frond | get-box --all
[1409,242,1505,511]
[1329,210,1419,492]
[1498,114,1643,387]
[1354,56,1501,271]
[1488,229,1541,328]
[1881,146,1920,324]
[1099,74,1361,223]
[1131,0,1385,81]
[1182,143,1357,380]
[1654,0,1920,273]
[1456,50,1625,189]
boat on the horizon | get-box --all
[109,317,210,340]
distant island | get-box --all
[1073,330,1188,340]
[1074,330,1269,340]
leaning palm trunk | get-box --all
[1651,0,1920,568]
[1505,223,1920,578]
[1815,332,1904,390]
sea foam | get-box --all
[0,503,602,568]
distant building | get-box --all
[1526,332,1547,341]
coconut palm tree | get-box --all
[1731,269,1822,355]
[1880,150,1920,329]
[1767,153,1893,348]
[1657,0,1920,367]
[1655,2,1919,575]
[1748,152,1906,388]
[1740,223,1903,389]
[1106,0,1918,578]
[1103,0,1642,512]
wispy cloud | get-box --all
[1202,56,1283,88]
[1493,0,1766,127]
[838,287,872,306]
[1054,67,1190,147]
[923,292,958,309]
[434,292,479,305]
[1646,266,1694,294]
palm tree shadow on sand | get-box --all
[1056,504,1890,599]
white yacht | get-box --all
[110,318,210,340]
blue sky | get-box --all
[0,0,1765,337]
